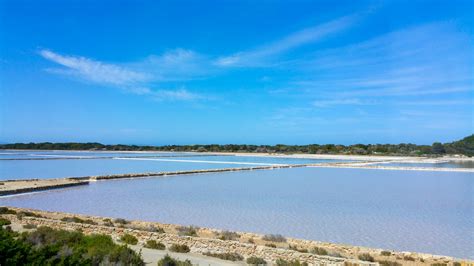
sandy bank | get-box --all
[0,178,89,196]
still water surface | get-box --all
[0,159,260,180]
[374,161,474,169]
[0,151,347,180]
[1,167,471,259]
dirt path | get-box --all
[129,245,245,266]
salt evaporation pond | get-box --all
[0,159,264,180]
[1,167,472,259]
[0,151,349,180]
[374,161,474,169]
[0,150,201,159]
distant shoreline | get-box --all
[3,148,473,162]
[1,134,473,157]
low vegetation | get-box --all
[102,218,114,227]
[311,247,329,255]
[203,252,243,261]
[60,216,97,225]
[22,224,37,229]
[145,225,165,233]
[215,230,240,240]
[246,256,267,265]
[157,254,192,266]
[16,211,43,219]
[265,243,277,248]
[380,250,392,256]
[0,217,11,226]
[0,225,144,265]
[169,243,190,253]
[144,240,165,250]
[120,233,138,245]
[177,225,199,237]
[358,253,375,262]
[262,234,286,242]
[275,258,309,266]
[289,245,308,253]
[127,224,165,233]
[378,261,402,266]
[0,207,16,215]
[114,218,129,225]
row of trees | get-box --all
[1,135,472,156]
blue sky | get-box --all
[0,0,472,145]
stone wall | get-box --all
[4,212,369,265]
[2,207,470,266]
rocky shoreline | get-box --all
[1,207,471,266]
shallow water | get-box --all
[375,161,474,169]
[114,155,340,165]
[0,151,348,180]
[0,159,258,180]
[1,167,472,259]
[0,150,200,159]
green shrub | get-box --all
[311,247,328,255]
[0,225,144,265]
[246,256,267,265]
[265,243,276,248]
[453,262,461,266]
[61,216,97,225]
[216,230,240,240]
[203,252,243,261]
[275,258,308,266]
[358,253,375,262]
[103,219,114,227]
[380,250,392,256]
[177,225,199,237]
[0,218,11,226]
[169,244,190,253]
[378,261,402,266]
[120,234,138,245]
[248,238,255,244]
[22,224,36,229]
[108,244,145,265]
[16,211,42,220]
[114,218,129,224]
[147,225,165,233]
[145,240,165,250]
[403,255,415,261]
[0,207,16,214]
[157,254,192,266]
[262,234,286,242]
[430,263,447,266]
[289,245,308,253]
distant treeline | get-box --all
[1,134,473,156]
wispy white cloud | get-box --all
[396,99,472,105]
[39,49,207,101]
[290,22,473,98]
[312,98,377,107]
[140,48,216,81]
[215,15,359,67]
[40,49,149,86]
[151,88,206,102]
